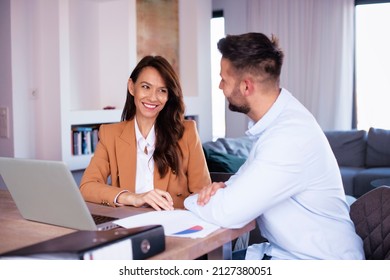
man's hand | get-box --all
[197,182,226,206]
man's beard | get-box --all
[227,86,250,114]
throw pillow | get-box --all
[203,147,246,173]
[366,127,390,167]
[324,130,366,167]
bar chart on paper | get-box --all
[114,210,220,238]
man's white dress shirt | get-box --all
[185,89,365,260]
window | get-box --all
[210,11,226,140]
[355,2,390,130]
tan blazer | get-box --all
[80,119,211,209]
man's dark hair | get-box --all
[217,32,284,81]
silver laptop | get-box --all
[0,157,119,231]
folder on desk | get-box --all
[0,225,165,260]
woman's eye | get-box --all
[141,84,149,89]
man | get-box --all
[184,32,364,260]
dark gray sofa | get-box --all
[325,127,390,197]
[203,127,390,198]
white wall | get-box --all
[0,0,63,160]
[212,0,249,138]
[0,0,13,156]
[68,0,134,111]
[181,0,213,141]
[98,0,133,111]
[33,0,63,160]
[12,0,47,159]
[0,0,213,161]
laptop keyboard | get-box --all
[91,214,117,225]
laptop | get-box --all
[0,157,119,231]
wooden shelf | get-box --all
[69,110,122,125]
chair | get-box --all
[349,186,390,259]
[209,172,234,183]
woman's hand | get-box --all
[118,189,174,211]
[197,182,226,206]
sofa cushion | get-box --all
[202,137,253,158]
[324,130,366,167]
[203,147,246,173]
[339,167,365,196]
[366,128,390,167]
[353,168,390,197]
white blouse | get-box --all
[134,118,155,194]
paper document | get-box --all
[114,210,220,238]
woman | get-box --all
[80,56,210,210]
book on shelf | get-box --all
[72,130,82,155]
[91,127,99,153]
[82,129,92,155]
[0,225,165,260]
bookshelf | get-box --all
[62,110,122,171]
